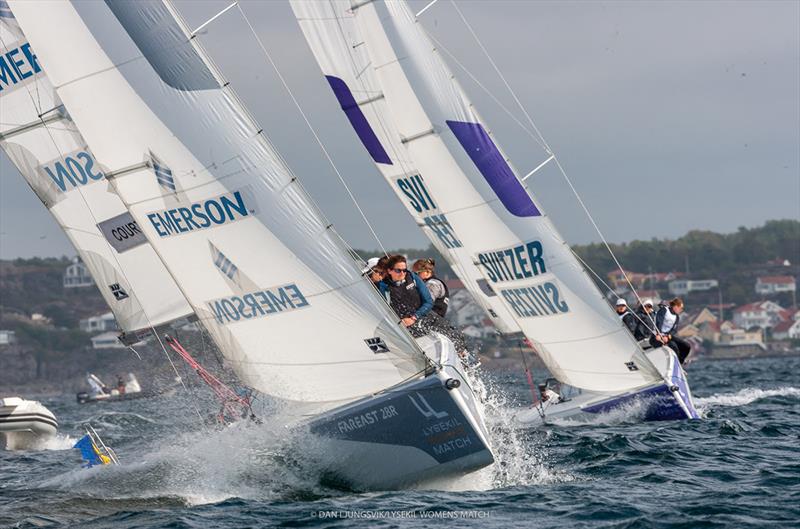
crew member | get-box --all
[633,299,657,341]
[615,298,637,335]
[362,256,389,290]
[651,297,692,364]
[379,255,468,354]
[412,258,449,317]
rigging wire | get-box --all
[162,0,433,367]
[0,29,207,426]
[235,2,389,257]
[447,0,653,316]
[321,2,513,326]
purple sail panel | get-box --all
[325,76,392,165]
[447,120,540,217]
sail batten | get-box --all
[0,9,195,337]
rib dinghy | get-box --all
[0,397,58,450]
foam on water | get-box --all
[36,433,77,451]
[43,408,342,505]
[695,386,800,408]
[450,367,573,490]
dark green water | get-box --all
[2,356,799,528]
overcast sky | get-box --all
[1,0,798,259]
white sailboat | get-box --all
[291,0,699,424]
[2,0,494,489]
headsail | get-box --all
[0,7,193,339]
[8,0,427,404]
[292,0,662,392]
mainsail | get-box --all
[292,0,662,393]
[0,5,193,339]
[8,0,427,404]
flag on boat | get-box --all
[73,434,111,467]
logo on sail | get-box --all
[109,283,129,301]
[396,174,462,249]
[207,284,310,325]
[0,39,42,94]
[499,279,570,319]
[365,337,389,354]
[146,189,255,238]
[477,240,547,284]
[97,212,147,253]
[40,149,105,193]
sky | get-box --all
[1,0,798,259]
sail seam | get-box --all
[0,28,205,423]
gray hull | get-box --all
[308,335,494,490]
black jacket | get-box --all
[633,306,657,341]
[424,274,449,318]
[619,309,637,334]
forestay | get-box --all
[0,6,193,339]
[8,0,426,404]
[292,0,661,392]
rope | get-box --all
[235,2,389,257]
[166,335,255,423]
[0,29,206,425]
[518,339,544,419]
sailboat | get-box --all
[290,0,699,424]
[1,0,493,489]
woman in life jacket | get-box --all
[412,258,449,318]
[378,255,469,356]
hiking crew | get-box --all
[379,255,468,354]
[633,298,657,341]
[615,298,637,335]
[412,258,449,317]
[650,297,692,364]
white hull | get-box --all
[516,348,700,427]
[0,397,58,450]
[306,335,494,490]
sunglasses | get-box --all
[370,268,385,275]
[391,268,407,273]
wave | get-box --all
[695,386,800,408]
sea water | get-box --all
[1,355,798,528]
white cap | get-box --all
[643,298,654,307]
[361,257,380,275]
[615,298,628,306]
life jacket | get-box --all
[656,306,679,335]
[425,274,450,317]
[385,273,422,319]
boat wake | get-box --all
[35,433,77,451]
[547,399,650,428]
[41,409,348,505]
[695,386,800,409]
[446,368,574,490]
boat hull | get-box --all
[516,348,700,427]
[0,398,58,450]
[307,335,494,490]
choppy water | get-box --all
[2,356,799,528]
